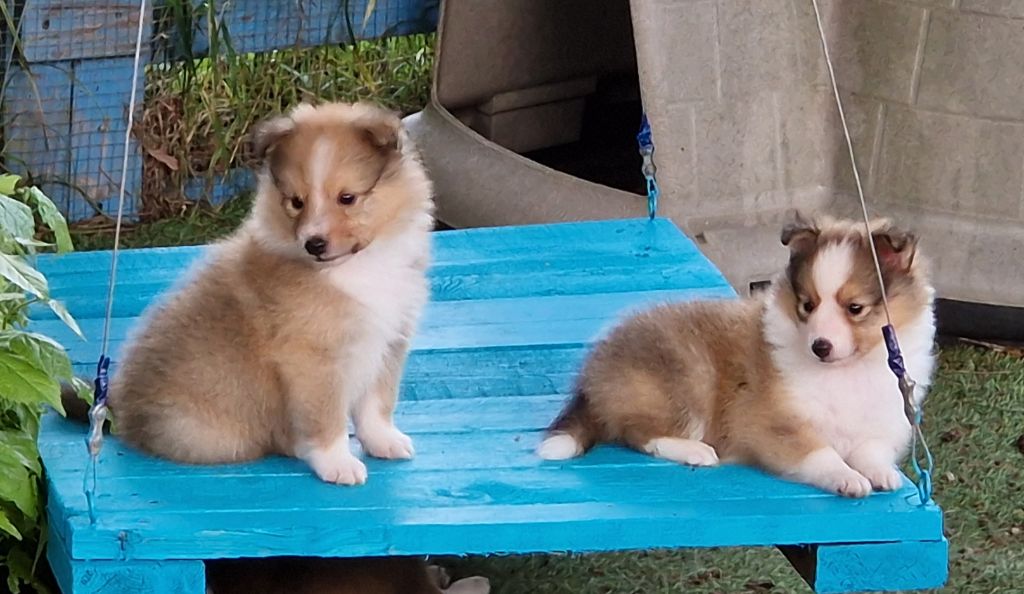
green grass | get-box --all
[70,208,1024,592]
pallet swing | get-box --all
[33,1,948,592]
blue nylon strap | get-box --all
[637,114,659,219]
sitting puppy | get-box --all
[106,102,434,485]
[538,213,936,497]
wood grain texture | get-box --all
[48,523,204,594]
[782,540,949,593]
[33,219,946,592]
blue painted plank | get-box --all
[782,540,949,593]
[68,58,146,222]
[17,1,153,62]
[1,63,73,209]
[48,522,204,594]
[39,218,711,278]
[171,0,436,58]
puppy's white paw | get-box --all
[360,425,415,460]
[311,450,367,485]
[644,437,720,467]
[794,448,872,498]
[303,439,368,485]
[537,433,582,460]
[445,576,491,594]
[860,464,904,492]
[829,467,874,498]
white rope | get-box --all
[809,0,935,504]
[808,0,893,327]
[85,0,148,524]
[101,0,148,353]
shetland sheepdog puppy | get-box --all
[107,101,434,485]
[537,213,936,497]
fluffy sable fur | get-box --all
[206,557,490,594]
[538,213,936,497]
[108,102,434,485]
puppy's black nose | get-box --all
[812,338,833,360]
[304,236,328,257]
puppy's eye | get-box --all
[801,300,816,314]
[338,193,357,206]
[847,303,864,315]
[289,196,304,210]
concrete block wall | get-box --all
[631,0,1024,304]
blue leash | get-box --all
[637,113,659,219]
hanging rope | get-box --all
[83,0,149,524]
[637,114,659,219]
[809,0,934,504]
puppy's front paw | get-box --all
[860,463,904,492]
[309,450,368,485]
[828,467,873,498]
[360,425,415,460]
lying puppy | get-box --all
[538,213,935,497]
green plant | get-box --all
[0,173,86,593]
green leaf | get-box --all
[0,330,73,380]
[0,174,21,196]
[0,194,35,242]
[25,187,72,253]
[46,299,84,339]
[0,452,36,519]
[6,545,34,593]
[0,253,48,298]
[0,428,41,475]
[0,509,22,540]
[0,350,62,412]
[72,376,94,404]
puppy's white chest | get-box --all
[325,238,429,342]
[788,361,910,454]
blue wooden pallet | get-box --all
[32,219,947,593]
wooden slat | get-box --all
[34,218,944,580]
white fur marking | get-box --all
[643,437,720,467]
[807,242,857,360]
[537,434,582,460]
[793,447,872,498]
[444,577,492,594]
[354,397,415,460]
[299,434,368,485]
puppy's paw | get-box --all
[308,449,368,486]
[445,577,491,594]
[360,425,415,460]
[643,437,719,467]
[860,463,904,492]
[795,448,872,498]
[828,467,873,498]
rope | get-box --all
[809,0,934,504]
[83,0,149,524]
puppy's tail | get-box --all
[59,380,92,423]
[536,389,598,460]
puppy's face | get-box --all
[248,102,417,265]
[774,212,930,365]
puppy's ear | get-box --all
[353,103,402,154]
[872,223,918,273]
[780,210,819,254]
[249,115,295,164]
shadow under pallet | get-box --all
[32,218,947,594]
